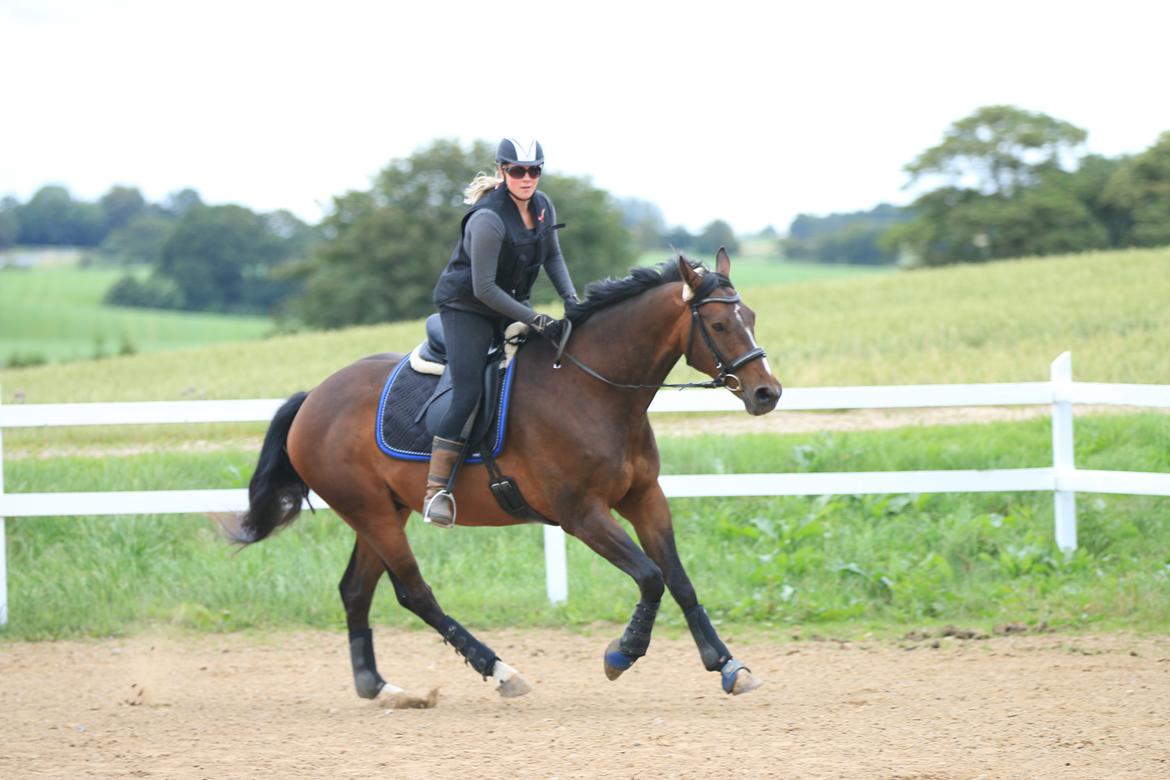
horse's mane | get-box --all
[567,257,701,325]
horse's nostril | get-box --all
[755,386,779,405]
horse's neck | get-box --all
[574,284,687,401]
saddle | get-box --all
[376,315,550,523]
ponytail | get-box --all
[463,172,503,205]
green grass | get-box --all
[0,264,273,366]
[4,246,1166,404]
[3,414,1167,640]
[2,245,1169,642]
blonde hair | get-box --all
[463,170,503,205]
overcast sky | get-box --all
[3,0,1169,235]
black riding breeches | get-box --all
[435,307,501,440]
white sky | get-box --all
[3,0,1169,235]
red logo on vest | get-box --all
[538,208,546,222]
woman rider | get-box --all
[424,138,579,527]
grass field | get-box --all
[3,414,1167,640]
[0,262,273,366]
[2,246,1166,404]
[2,245,1168,641]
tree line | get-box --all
[2,140,748,327]
[784,105,1170,267]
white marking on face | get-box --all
[735,305,773,374]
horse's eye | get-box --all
[712,323,726,332]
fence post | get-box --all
[1,388,7,627]
[1050,352,1077,553]
[543,525,568,605]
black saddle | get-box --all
[376,314,512,462]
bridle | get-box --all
[549,271,768,393]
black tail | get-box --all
[234,392,310,545]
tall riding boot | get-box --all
[423,436,463,528]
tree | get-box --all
[99,211,177,265]
[0,198,18,250]
[163,188,203,217]
[905,105,1088,197]
[289,139,636,328]
[1102,131,1170,247]
[889,106,1108,265]
[662,225,695,251]
[156,204,304,312]
[786,204,908,265]
[15,185,105,246]
[694,219,739,256]
[99,186,146,233]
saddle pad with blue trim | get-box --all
[376,358,517,462]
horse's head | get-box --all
[678,249,782,415]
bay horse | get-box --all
[235,249,782,700]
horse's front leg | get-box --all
[560,501,665,681]
[617,481,762,695]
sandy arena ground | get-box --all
[1,627,1167,779]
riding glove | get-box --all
[530,313,569,343]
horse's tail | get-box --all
[232,391,310,545]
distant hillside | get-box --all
[2,247,1166,403]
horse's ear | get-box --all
[678,255,701,301]
[715,246,731,277]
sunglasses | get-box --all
[504,164,543,179]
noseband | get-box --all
[683,272,768,392]
[552,271,768,393]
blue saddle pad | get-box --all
[376,357,517,462]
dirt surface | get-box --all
[2,628,1168,779]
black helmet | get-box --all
[496,138,544,166]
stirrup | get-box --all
[423,489,457,529]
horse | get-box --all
[234,249,782,701]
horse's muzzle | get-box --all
[745,382,782,416]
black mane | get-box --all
[567,257,700,325]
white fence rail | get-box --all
[2,352,1170,626]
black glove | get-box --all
[530,313,568,344]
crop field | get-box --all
[3,246,1168,405]
[0,261,272,366]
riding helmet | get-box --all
[496,138,544,165]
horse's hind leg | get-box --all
[617,481,762,695]
[340,499,532,699]
[339,534,394,699]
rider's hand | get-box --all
[530,313,568,343]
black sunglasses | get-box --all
[504,164,543,179]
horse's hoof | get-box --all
[497,674,532,698]
[375,684,439,709]
[604,637,636,681]
[721,659,763,695]
[491,660,532,698]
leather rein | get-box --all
[549,272,767,393]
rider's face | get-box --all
[500,163,541,201]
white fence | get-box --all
[2,352,1169,627]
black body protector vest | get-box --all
[433,186,564,315]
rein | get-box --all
[551,272,767,393]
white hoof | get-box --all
[730,668,763,695]
[375,683,438,709]
[492,660,532,698]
